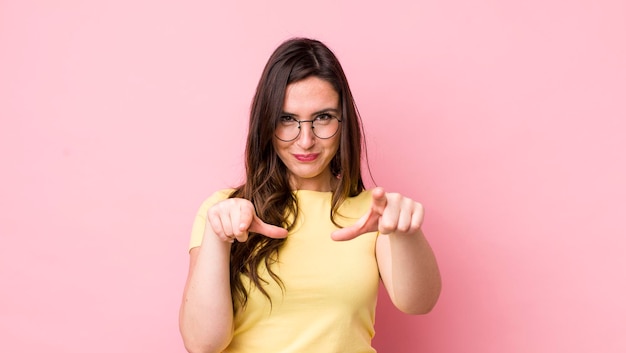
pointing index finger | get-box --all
[370,187,387,215]
[237,203,255,233]
[331,188,386,241]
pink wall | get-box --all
[1,1,625,352]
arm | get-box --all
[376,227,441,314]
[179,196,289,353]
[179,226,234,353]
[331,187,442,314]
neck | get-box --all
[289,173,337,192]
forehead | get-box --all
[283,76,340,114]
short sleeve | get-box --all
[189,189,235,250]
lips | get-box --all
[293,153,319,162]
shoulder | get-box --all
[188,189,235,250]
[196,188,235,215]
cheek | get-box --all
[272,139,290,160]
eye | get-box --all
[318,113,332,120]
[314,114,334,125]
[279,116,297,125]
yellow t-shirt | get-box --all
[190,189,379,353]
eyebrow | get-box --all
[281,108,340,117]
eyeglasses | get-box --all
[275,114,343,142]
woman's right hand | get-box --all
[207,198,289,243]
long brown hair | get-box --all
[229,38,367,309]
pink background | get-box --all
[1,0,625,352]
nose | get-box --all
[296,121,315,149]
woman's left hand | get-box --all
[331,187,424,241]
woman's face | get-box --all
[273,76,341,191]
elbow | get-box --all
[179,319,232,353]
[182,342,208,353]
[179,305,233,353]
[394,279,442,315]
[181,337,230,353]
[182,344,217,353]
[398,296,439,315]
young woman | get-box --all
[179,38,441,353]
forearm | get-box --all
[179,232,233,353]
[377,229,441,314]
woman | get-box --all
[179,38,441,353]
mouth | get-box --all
[293,153,319,162]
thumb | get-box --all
[249,216,289,239]
[330,210,371,241]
